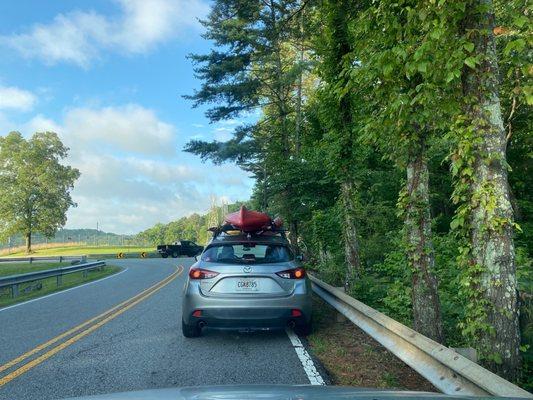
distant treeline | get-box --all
[1,229,134,249]
[135,202,249,246]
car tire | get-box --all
[161,253,169,258]
[172,251,179,258]
[295,319,312,336]
[182,319,201,338]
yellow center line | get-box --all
[0,266,181,374]
[0,265,183,383]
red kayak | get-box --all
[224,206,271,232]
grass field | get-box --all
[0,262,66,277]
[0,264,121,308]
[0,242,87,256]
[3,245,154,257]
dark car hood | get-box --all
[64,385,511,400]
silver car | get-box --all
[181,231,312,337]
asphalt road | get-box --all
[0,258,315,400]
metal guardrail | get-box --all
[0,261,106,298]
[0,255,87,264]
[0,252,160,262]
[309,275,532,398]
[88,252,158,260]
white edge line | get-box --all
[0,267,129,312]
[286,328,325,385]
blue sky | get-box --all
[0,0,255,234]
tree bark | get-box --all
[294,5,304,157]
[340,181,362,291]
[25,231,32,254]
[405,135,444,343]
[461,0,520,379]
[289,220,300,254]
[333,2,361,291]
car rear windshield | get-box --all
[201,243,293,264]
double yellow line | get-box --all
[0,266,183,387]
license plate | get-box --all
[236,278,259,292]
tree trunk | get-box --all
[262,161,268,211]
[405,136,443,343]
[461,0,520,379]
[289,220,300,254]
[340,181,361,291]
[25,231,32,254]
[294,5,304,157]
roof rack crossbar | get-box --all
[208,223,287,239]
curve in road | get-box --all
[0,258,323,400]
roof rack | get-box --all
[208,223,287,240]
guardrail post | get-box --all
[11,284,19,298]
[82,270,88,278]
[29,257,33,264]
[56,274,62,287]
[59,256,63,263]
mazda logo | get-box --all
[243,266,252,273]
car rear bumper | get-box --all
[187,307,309,331]
[182,283,312,329]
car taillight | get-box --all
[189,268,219,279]
[291,309,302,317]
[276,267,306,279]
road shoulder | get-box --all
[307,296,436,391]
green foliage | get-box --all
[495,0,532,257]
[301,207,345,285]
[184,0,315,224]
[517,245,533,391]
[0,131,80,252]
[442,3,531,375]
[181,0,532,383]
[350,239,412,326]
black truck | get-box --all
[156,240,203,258]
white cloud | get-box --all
[218,119,241,126]
[213,126,233,142]
[129,158,202,183]
[64,152,252,233]
[23,114,62,133]
[1,0,209,67]
[19,104,253,234]
[24,105,176,156]
[0,86,37,111]
[62,104,176,156]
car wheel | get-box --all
[172,251,179,258]
[161,253,169,258]
[295,319,312,336]
[182,319,201,338]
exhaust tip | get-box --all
[288,320,296,328]
[198,321,206,328]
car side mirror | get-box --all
[296,254,304,262]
